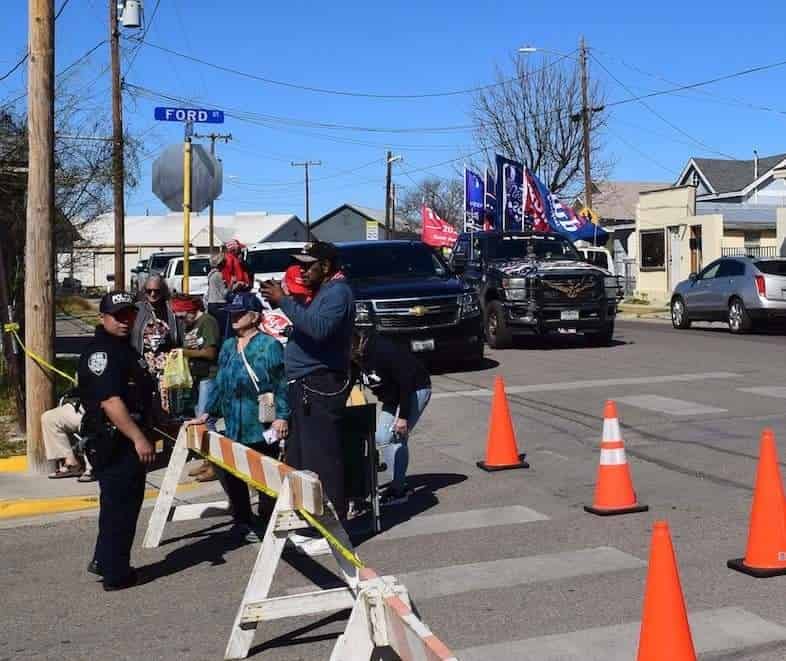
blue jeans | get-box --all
[195,378,216,418]
[376,388,431,493]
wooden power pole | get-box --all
[193,132,232,253]
[579,35,593,211]
[26,0,56,474]
[384,152,402,239]
[291,160,321,241]
[110,0,126,288]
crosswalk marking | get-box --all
[373,505,549,542]
[738,386,786,399]
[398,547,644,601]
[616,394,727,416]
[431,372,739,400]
[458,607,786,660]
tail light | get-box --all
[754,275,766,297]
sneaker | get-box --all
[380,489,409,507]
[232,523,262,544]
[103,569,139,592]
[87,559,102,576]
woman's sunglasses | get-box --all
[146,288,161,295]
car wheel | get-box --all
[728,297,752,334]
[671,297,691,329]
[485,301,513,349]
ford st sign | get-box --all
[154,107,224,124]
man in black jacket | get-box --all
[352,329,431,505]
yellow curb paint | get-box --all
[0,481,202,520]
[0,455,28,473]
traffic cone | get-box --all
[727,428,786,577]
[476,376,529,472]
[584,400,648,515]
[637,520,697,661]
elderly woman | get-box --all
[206,252,229,341]
[194,292,290,542]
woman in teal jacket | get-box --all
[198,292,290,541]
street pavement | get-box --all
[3,319,786,660]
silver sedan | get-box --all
[670,256,786,333]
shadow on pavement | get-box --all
[249,609,351,656]
[511,335,631,351]
[428,356,499,375]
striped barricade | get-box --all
[143,424,363,660]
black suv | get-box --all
[337,241,484,365]
[450,231,619,348]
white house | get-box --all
[64,210,306,288]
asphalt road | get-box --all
[4,320,786,660]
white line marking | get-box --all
[617,394,726,416]
[738,386,786,399]
[399,547,644,601]
[458,607,786,661]
[431,372,739,400]
[376,505,549,542]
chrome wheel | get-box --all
[728,301,743,332]
[672,300,684,327]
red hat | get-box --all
[284,264,313,297]
[170,295,201,313]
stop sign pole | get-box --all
[154,106,225,293]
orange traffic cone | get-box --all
[637,520,697,661]
[584,400,648,516]
[476,376,529,472]
[727,428,786,577]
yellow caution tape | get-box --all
[193,447,364,569]
[3,322,20,332]
[7,328,77,386]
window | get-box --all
[756,260,786,276]
[717,260,745,278]
[699,261,721,279]
[245,249,299,276]
[486,235,580,261]
[743,231,761,247]
[339,244,447,279]
[639,230,665,270]
[175,259,210,276]
[453,237,470,258]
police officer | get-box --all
[79,291,156,591]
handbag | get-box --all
[239,344,277,424]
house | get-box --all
[633,153,786,303]
[311,203,417,243]
[573,181,670,263]
[67,210,306,288]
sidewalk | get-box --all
[0,454,221,521]
[617,302,671,322]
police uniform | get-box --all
[78,291,154,589]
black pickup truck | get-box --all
[449,231,620,348]
[336,241,484,366]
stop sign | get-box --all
[152,143,223,213]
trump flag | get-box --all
[421,205,459,248]
[464,168,485,232]
[484,168,497,230]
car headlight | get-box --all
[459,292,480,318]
[503,277,529,301]
[355,301,372,325]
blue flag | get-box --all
[484,168,497,230]
[464,168,485,231]
[530,172,608,244]
[495,154,526,231]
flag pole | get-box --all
[463,164,468,233]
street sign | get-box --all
[365,220,379,241]
[154,107,225,124]
[152,143,223,213]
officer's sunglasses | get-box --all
[112,308,138,325]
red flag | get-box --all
[421,205,458,248]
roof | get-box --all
[679,153,786,195]
[312,203,407,229]
[574,181,670,221]
[78,211,302,247]
[695,202,778,230]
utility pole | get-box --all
[579,35,593,211]
[110,0,126,289]
[26,0,56,474]
[384,151,402,239]
[291,160,321,241]
[193,132,232,254]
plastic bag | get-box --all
[162,349,193,390]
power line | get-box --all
[591,53,736,159]
[0,0,74,82]
[123,0,163,77]
[605,127,677,175]
[125,38,576,100]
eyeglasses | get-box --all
[146,288,161,295]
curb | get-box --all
[0,455,28,473]
[0,481,203,520]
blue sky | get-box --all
[3,0,786,221]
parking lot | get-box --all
[3,319,786,660]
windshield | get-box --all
[246,248,299,275]
[340,244,447,279]
[150,254,179,270]
[174,259,210,276]
[486,235,580,261]
[582,251,609,269]
[756,260,786,276]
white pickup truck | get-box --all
[574,242,616,276]
[164,256,211,295]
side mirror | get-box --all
[689,272,698,282]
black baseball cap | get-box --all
[224,291,263,314]
[293,241,339,265]
[100,291,137,315]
